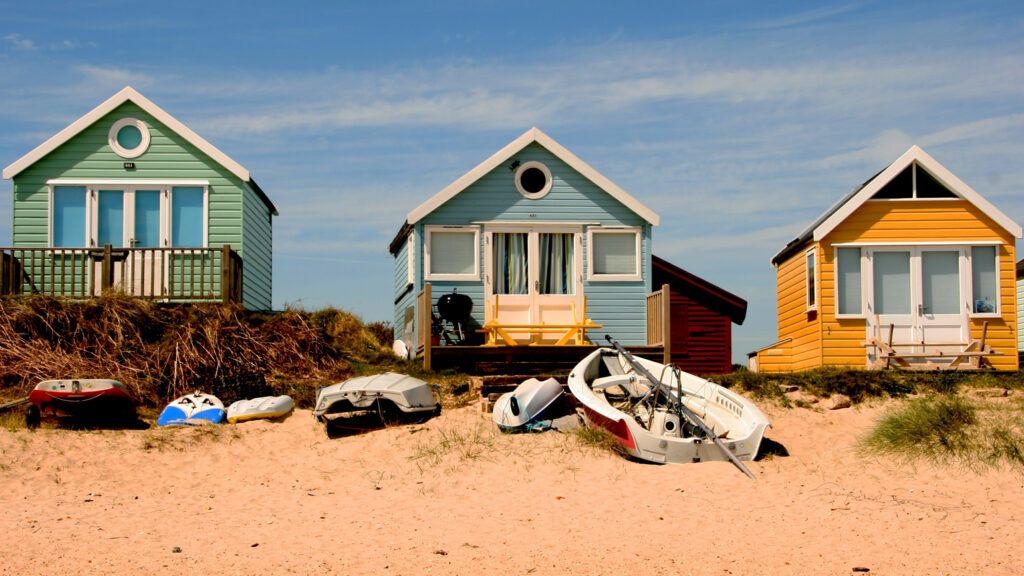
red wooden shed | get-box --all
[652,255,747,374]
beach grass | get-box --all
[573,425,628,457]
[861,394,1024,471]
[408,423,496,467]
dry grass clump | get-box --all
[861,394,1024,471]
[0,295,407,409]
[408,424,496,468]
[573,425,628,457]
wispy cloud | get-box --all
[4,33,36,51]
[744,3,865,30]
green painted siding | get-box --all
[11,101,272,309]
[241,182,273,310]
[413,143,652,346]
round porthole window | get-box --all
[514,161,553,199]
[108,117,150,159]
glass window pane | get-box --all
[53,186,86,247]
[922,251,960,315]
[117,125,143,150]
[837,247,861,315]
[972,246,997,313]
[134,190,162,247]
[171,187,204,247]
[540,233,574,295]
[97,190,124,247]
[806,250,816,307]
[493,233,528,294]
[592,232,637,275]
[430,231,476,275]
[873,251,911,314]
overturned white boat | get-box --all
[227,395,295,423]
[492,377,563,432]
[568,338,770,478]
[313,372,441,425]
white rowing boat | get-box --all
[568,344,770,473]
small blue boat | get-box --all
[157,392,226,426]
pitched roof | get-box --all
[652,255,747,325]
[771,145,1021,265]
[404,127,659,226]
[3,86,277,215]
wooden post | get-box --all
[661,283,672,365]
[422,282,432,372]
[101,244,114,293]
[220,245,232,302]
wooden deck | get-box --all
[429,344,664,376]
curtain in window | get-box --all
[493,233,527,294]
[592,232,636,275]
[836,247,861,315]
[540,233,574,295]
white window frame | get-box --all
[833,246,865,319]
[967,245,1000,319]
[832,241,1003,320]
[424,225,480,281]
[587,226,642,282]
[406,232,416,285]
[513,160,553,200]
[47,179,209,249]
[108,117,151,159]
[805,247,818,312]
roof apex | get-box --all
[404,127,659,226]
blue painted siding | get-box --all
[392,232,416,342]
[413,142,653,345]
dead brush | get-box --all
[0,295,402,410]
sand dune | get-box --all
[1,402,1021,575]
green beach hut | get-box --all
[2,87,277,310]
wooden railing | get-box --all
[646,283,672,364]
[0,245,242,303]
[417,283,432,371]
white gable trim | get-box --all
[812,145,1022,241]
[3,86,251,182]
[405,127,660,226]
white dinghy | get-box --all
[568,337,770,478]
[227,395,295,423]
[313,372,441,426]
[492,377,563,432]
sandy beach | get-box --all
[1,400,1021,576]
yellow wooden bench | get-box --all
[479,295,603,346]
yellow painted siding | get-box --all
[819,199,1018,370]
[759,247,822,371]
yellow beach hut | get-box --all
[753,146,1021,372]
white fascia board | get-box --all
[406,127,660,226]
[812,145,1022,241]
[4,86,250,183]
[48,178,210,186]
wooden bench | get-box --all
[862,320,1000,370]
[479,295,603,346]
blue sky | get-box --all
[2,1,1023,362]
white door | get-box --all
[918,248,967,352]
[866,247,968,365]
[128,189,166,297]
[486,226,582,343]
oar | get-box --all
[604,335,757,480]
[0,397,30,414]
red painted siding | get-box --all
[667,291,734,374]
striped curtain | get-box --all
[493,233,528,294]
[540,233,574,295]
